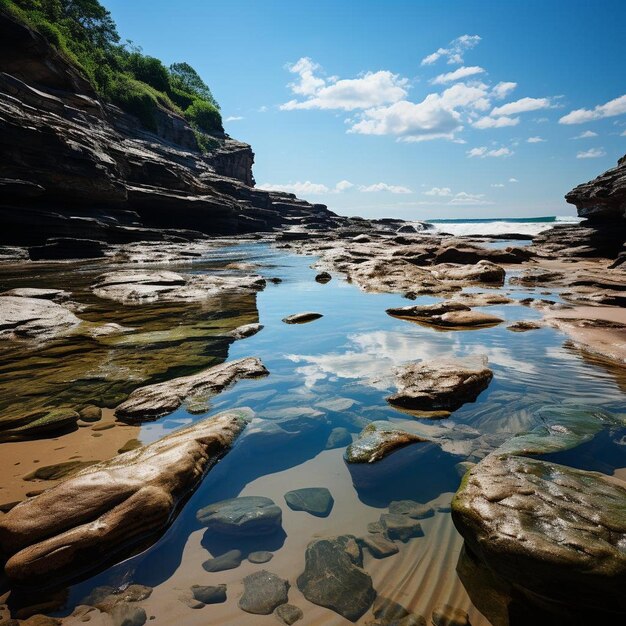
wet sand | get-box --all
[0,409,139,506]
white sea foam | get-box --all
[424,216,582,237]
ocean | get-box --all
[424,215,583,237]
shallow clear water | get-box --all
[2,242,625,625]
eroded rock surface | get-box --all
[452,453,626,612]
[115,357,268,421]
[387,360,493,412]
[0,410,248,584]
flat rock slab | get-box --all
[202,549,242,572]
[115,357,268,421]
[431,261,505,284]
[1,288,70,301]
[0,410,248,584]
[197,496,282,536]
[0,296,81,340]
[92,270,266,304]
[345,424,426,463]
[284,488,334,517]
[359,534,399,558]
[388,500,434,519]
[238,570,289,615]
[297,536,375,622]
[379,513,424,542]
[282,312,323,324]
[387,359,493,412]
[452,454,626,612]
[387,302,502,329]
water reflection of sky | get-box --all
[57,242,625,617]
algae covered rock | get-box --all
[345,423,426,463]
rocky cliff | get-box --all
[0,10,343,259]
[566,154,626,222]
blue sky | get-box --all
[103,0,626,219]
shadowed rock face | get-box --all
[115,357,269,421]
[0,410,248,585]
[452,453,626,613]
[566,154,626,222]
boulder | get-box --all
[0,410,248,584]
[196,496,282,536]
[282,312,323,324]
[387,359,493,412]
[451,453,626,613]
[115,357,268,421]
[238,570,289,615]
[284,488,334,517]
[297,536,375,621]
[345,424,426,463]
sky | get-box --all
[102,0,626,220]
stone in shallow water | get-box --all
[379,514,424,542]
[451,453,626,613]
[315,271,332,284]
[431,310,503,329]
[0,411,247,584]
[197,496,282,536]
[282,312,323,324]
[191,584,227,605]
[297,535,375,621]
[386,359,493,412]
[284,487,334,517]
[373,596,411,620]
[0,296,82,340]
[238,570,289,615]
[345,423,426,463]
[388,500,434,519]
[248,550,273,564]
[359,534,398,558]
[229,323,263,339]
[78,405,102,422]
[202,549,242,572]
[431,604,470,626]
[275,603,303,625]
[325,426,353,449]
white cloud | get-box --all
[224,115,244,122]
[622,130,626,136]
[432,65,485,85]
[559,94,626,124]
[359,182,412,194]
[334,180,354,192]
[527,136,546,143]
[448,192,492,206]
[467,146,513,158]
[421,34,481,66]
[491,97,552,116]
[576,148,606,159]
[281,58,409,111]
[509,177,519,183]
[572,130,598,139]
[424,187,453,197]
[492,81,517,99]
[491,183,505,188]
[473,115,519,129]
[257,181,329,195]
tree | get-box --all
[169,62,219,109]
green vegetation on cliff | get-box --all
[0,0,223,137]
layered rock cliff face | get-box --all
[566,154,626,222]
[0,10,341,255]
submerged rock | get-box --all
[451,453,626,613]
[115,357,268,421]
[297,536,375,622]
[191,584,227,605]
[282,312,323,324]
[202,549,243,572]
[379,513,424,542]
[0,407,80,441]
[345,423,426,463]
[196,496,282,535]
[431,604,471,626]
[275,603,303,625]
[284,488,334,517]
[0,410,247,584]
[506,320,542,332]
[248,550,273,564]
[325,426,353,449]
[359,533,399,558]
[238,570,289,615]
[387,359,493,412]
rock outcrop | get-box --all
[565,153,626,222]
[0,10,346,256]
[0,410,248,584]
[452,453,626,613]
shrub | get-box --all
[125,52,170,93]
[185,99,223,134]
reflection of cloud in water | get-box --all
[287,329,536,390]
